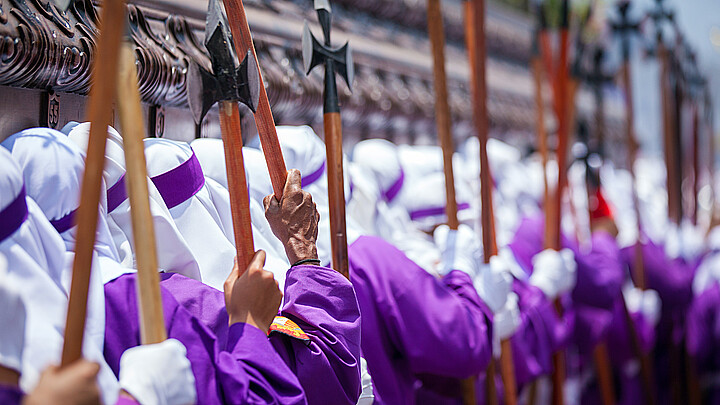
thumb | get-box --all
[225,257,242,290]
[264,194,280,215]
[248,250,267,273]
[71,360,100,379]
[284,169,302,196]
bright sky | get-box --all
[614,0,720,154]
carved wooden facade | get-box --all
[0,0,625,152]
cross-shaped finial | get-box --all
[611,1,641,62]
[302,0,353,113]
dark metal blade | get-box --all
[338,41,353,91]
[186,60,221,124]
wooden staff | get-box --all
[706,93,716,219]
[116,40,167,344]
[192,0,258,269]
[221,0,288,200]
[219,101,256,268]
[428,0,459,231]
[692,101,700,225]
[526,26,549,405]
[544,3,570,405]
[611,4,658,401]
[60,0,126,366]
[550,0,570,250]
[302,0,353,279]
[532,33,551,243]
[649,0,680,224]
[461,0,518,403]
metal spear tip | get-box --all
[314,0,331,12]
[205,0,231,49]
[206,20,239,75]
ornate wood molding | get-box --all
[0,0,624,146]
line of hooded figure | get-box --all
[0,121,717,405]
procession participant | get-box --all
[509,207,623,336]
[456,136,570,392]
[73,127,287,289]
[239,146,296,272]
[1,128,122,403]
[276,125,358,266]
[592,159,665,405]
[144,137,363,405]
[68,123,200,281]
[273,126,493,404]
[602,285,660,404]
[194,135,375,405]
[409,170,569,390]
[144,138,287,290]
[507,206,622,405]
[104,248,309,404]
[0,147,196,405]
[31,128,352,403]
[0,158,103,405]
[685,226,720,403]
[191,137,291,281]
[345,160,382,236]
[351,138,442,273]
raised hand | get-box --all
[224,251,283,332]
[263,169,320,265]
[24,360,101,405]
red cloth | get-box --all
[589,187,613,222]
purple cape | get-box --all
[154,264,362,404]
[508,215,624,354]
[107,266,360,404]
[0,384,22,405]
[509,278,569,387]
[621,240,696,346]
[686,282,720,403]
[348,235,493,405]
[104,274,306,404]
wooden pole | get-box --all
[116,41,167,345]
[527,32,548,405]
[592,343,616,405]
[323,111,351,279]
[659,41,680,224]
[428,0,459,230]
[608,4,660,400]
[620,57,659,405]
[306,5,352,280]
[692,102,700,225]
[548,3,570,405]
[221,0,287,199]
[429,1,477,402]
[461,0,518,403]
[60,0,126,366]
[533,51,551,242]
[218,100,256,269]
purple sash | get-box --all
[150,151,206,209]
[301,161,326,188]
[0,186,29,243]
[50,208,77,234]
[410,202,470,221]
[382,170,404,203]
[106,174,128,213]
